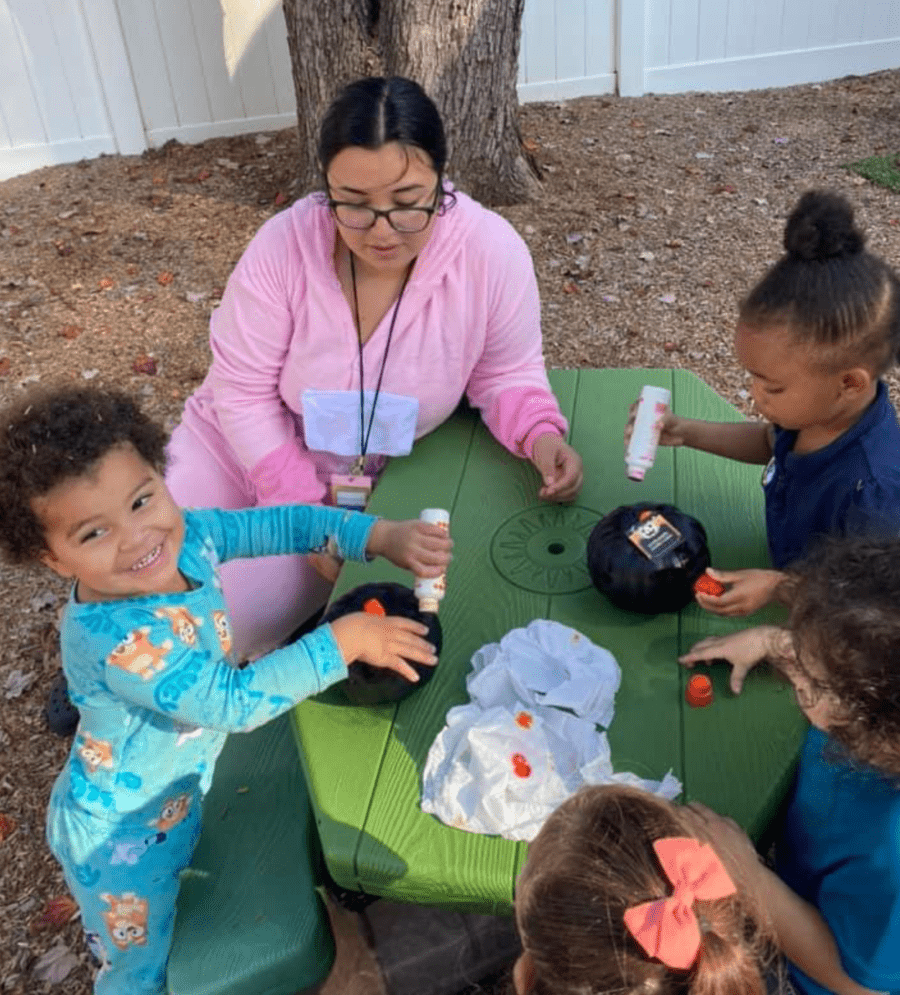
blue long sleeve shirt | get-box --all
[52,504,373,827]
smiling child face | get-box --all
[34,443,186,602]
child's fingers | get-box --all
[384,616,429,636]
[695,592,735,615]
[679,636,726,663]
[382,656,422,682]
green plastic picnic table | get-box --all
[290,368,807,914]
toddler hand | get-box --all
[695,568,783,616]
[679,625,786,694]
[624,402,685,448]
[308,551,342,583]
[530,434,584,502]
[328,613,437,683]
[367,519,452,577]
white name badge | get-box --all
[301,389,419,457]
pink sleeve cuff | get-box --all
[517,422,566,460]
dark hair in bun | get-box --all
[782,190,865,261]
[740,189,900,373]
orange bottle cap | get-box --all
[693,572,726,597]
[686,673,714,708]
[362,598,386,616]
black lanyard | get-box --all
[349,251,413,472]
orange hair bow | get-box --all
[623,837,736,970]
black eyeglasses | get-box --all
[328,185,441,233]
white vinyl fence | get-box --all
[1,0,898,181]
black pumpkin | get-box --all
[319,582,443,706]
[586,503,711,614]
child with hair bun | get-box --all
[682,535,900,995]
[633,189,900,617]
[0,384,450,995]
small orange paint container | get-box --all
[362,598,386,616]
[693,572,726,597]
[686,674,714,708]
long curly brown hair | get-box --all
[0,385,168,564]
[782,536,900,777]
[515,785,777,995]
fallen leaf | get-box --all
[197,168,212,181]
[663,341,681,352]
[32,896,79,932]
[522,138,540,152]
[58,325,81,339]
[98,278,115,290]
[4,669,36,699]
[156,271,174,286]
[0,813,16,841]
[0,357,10,375]
[31,941,80,984]
[273,191,287,206]
[562,281,579,294]
[126,264,139,275]
[132,355,158,375]
[152,175,167,185]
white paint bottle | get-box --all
[414,508,450,613]
[625,385,671,481]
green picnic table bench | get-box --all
[291,367,807,914]
[167,713,335,995]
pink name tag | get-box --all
[329,474,372,509]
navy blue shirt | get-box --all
[763,382,900,569]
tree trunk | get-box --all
[281,0,540,205]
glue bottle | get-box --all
[625,385,671,481]
[414,508,450,613]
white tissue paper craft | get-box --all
[421,619,682,841]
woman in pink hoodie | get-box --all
[166,76,583,659]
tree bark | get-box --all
[281,0,540,205]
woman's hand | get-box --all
[531,434,583,502]
[679,625,786,694]
[624,402,688,449]
[694,568,784,617]
[367,519,453,577]
[328,613,437,683]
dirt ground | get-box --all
[1,68,899,993]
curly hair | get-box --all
[739,190,900,375]
[0,385,168,564]
[782,536,900,777]
[515,785,776,995]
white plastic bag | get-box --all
[421,620,681,841]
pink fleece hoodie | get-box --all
[174,188,568,506]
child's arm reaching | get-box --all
[101,607,437,732]
[679,625,789,694]
[625,406,775,464]
[688,804,886,995]
[197,506,452,579]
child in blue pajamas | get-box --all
[0,385,452,995]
